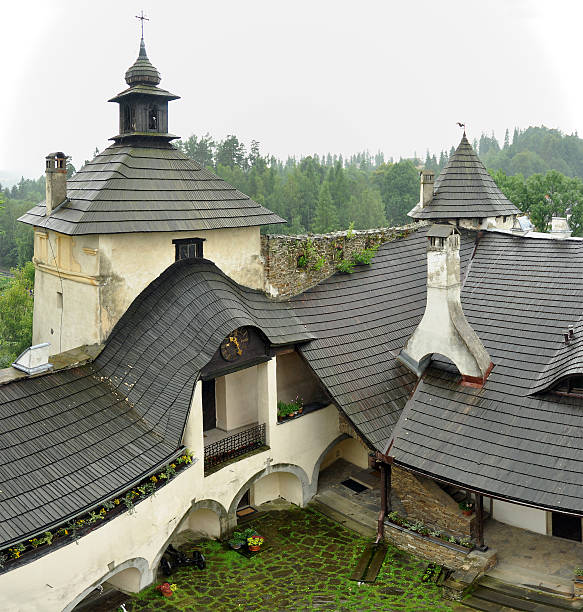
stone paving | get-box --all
[125,506,458,611]
[318,458,406,517]
[485,519,583,589]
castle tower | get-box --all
[408,133,520,230]
[19,37,284,355]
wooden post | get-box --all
[476,493,484,549]
[377,463,387,543]
[387,463,392,513]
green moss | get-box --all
[125,507,455,612]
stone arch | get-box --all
[150,499,228,572]
[310,433,376,493]
[227,463,311,526]
[63,557,151,612]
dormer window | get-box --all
[148,105,159,131]
[551,376,583,397]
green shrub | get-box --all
[336,259,355,274]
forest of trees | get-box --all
[174,134,419,235]
[4,125,583,365]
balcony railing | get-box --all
[204,423,266,473]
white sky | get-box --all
[1,0,582,182]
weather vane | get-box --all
[136,10,149,39]
[457,122,466,136]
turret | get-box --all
[108,37,179,144]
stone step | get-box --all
[487,566,574,599]
[479,576,582,610]
[310,490,377,537]
[462,576,583,612]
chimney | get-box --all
[549,216,572,239]
[419,170,435,208]
[45,152,67,215]
[398,225,493,385]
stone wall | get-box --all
[393,466,475,538]
[261,223,422,298]
[385,523,496,578]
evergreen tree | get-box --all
[504,128,510,149]
[313,182,338,233]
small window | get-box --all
[552,375,583,396]
[57,291,63,310]
[173,238,204,261]
[148,105,159,131]
[123,105,136,132]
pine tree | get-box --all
[313,182,338,233]
[504,129,510,149]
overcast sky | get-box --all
[2,0,582,183]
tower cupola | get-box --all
[124,38,161,86]
[108,36,179,144]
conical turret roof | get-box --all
[410,135,520,220]
[124,38,161,86]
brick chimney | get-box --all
[45,152,67,215]
[419,170,435,208]
[398,225,493,386]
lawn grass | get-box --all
[125,506,455,611]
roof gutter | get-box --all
[1,447,189,551]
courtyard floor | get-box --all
[125,505,462,611]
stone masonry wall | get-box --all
[385,524,496,577]
[261,223,423,298]
[393,466,476,538]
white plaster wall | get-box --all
[276,351,324,405]
[98,227,263,341]
[32,226,263,356]
[216,367,259,431]
[279,472,304,506]
[251,472,304,507]
[252,472,281,506]
[492,499,547,535]
[187,509,221,539]
[32,270,100,353]
[0,360,341,611]
[320,437,369,471]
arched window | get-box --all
[148,105,159,130]
[123,105,136,132]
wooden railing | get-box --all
[204,424,266,473]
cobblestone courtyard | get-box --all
[125,506,457,611]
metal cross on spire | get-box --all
[135,10,149,39]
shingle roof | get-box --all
[409,135,520,220]
[125,37,161,87]
[0,259,311,547]
[390,231,583,512]
[18,144,285,235]
[291,228,476,452]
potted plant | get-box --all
[247,535,264,552]
[228,532,246,550]
[459,500,474,516]
[575,567,583,581]
[156,582,175,598]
